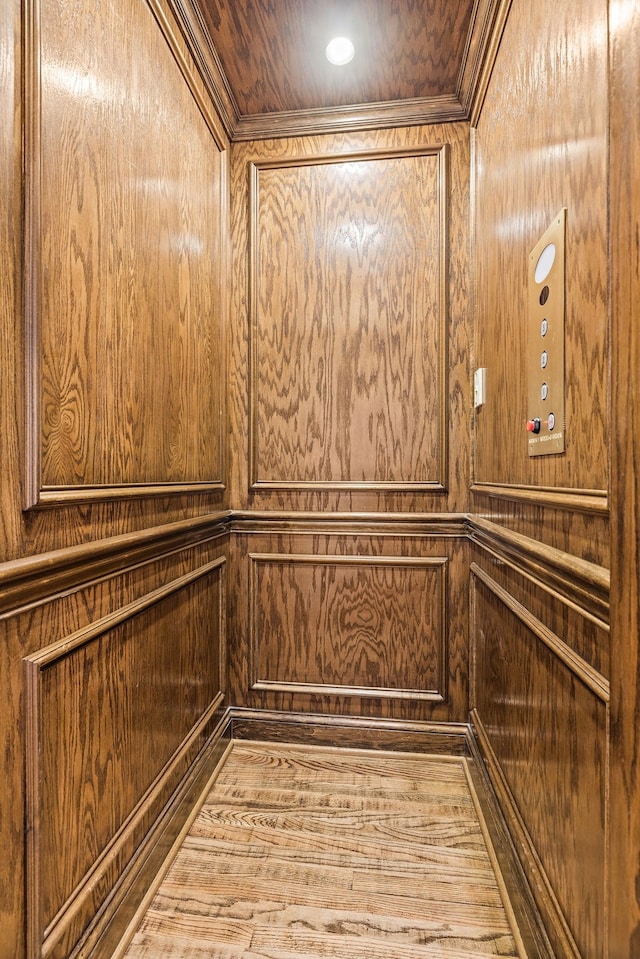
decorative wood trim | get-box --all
[465,0,514,127]
[470,562,609,703]
[24,558,226,959]
[21,0,227,510]
[233,96,466,141]
[22,0,41,511]
[0,512,229,617]
[470,709,582,959]
[168,0,515,141]
[147,0,229,148]
[35,483,230,507]
[470,482,608,514]
[464,740,555,958]
[249,553,448,703]
[248,145,449,493]
[249,680,445,703]
[230,510,468,537]
[468,515,610,626]
[67,716,233,959]
[166,0,241,139]
[229,707,471,755]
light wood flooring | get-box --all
[118,742,528,958]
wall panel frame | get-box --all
[22,0,228,509]
[248,145,449,493]
[23,557,226,959]
[249,552,448,702]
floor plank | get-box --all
[120,743,527,958]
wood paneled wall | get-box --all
[470,0,610,955]
[230,122,471,514]
[249,148,448,492]
[1,0,229,956]
[228,521,469,723]
[228,123,472,726]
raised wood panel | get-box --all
[230,123,470,513]
[23,557,226,959]
[249,554,448,701]
[472,0,608,500]
[24,0,228,508]
[229,530,469,723]
[471,566,607,959]
[249,147,448,492]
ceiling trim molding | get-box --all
[460,0,514,125]
[166,0,512,141]
[231,95,467,141]
[167,0,240,138]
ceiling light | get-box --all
[326,37,355,66]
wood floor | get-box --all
[118,742,528,958]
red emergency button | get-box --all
[527,418,541,434]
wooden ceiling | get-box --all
[176,0,500,139]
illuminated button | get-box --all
[548,412,556,430]
[541,351,548,369]
[541,382,548,400]
[541,319,548,336]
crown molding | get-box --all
[167,0,511,142]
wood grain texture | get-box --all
[28,0,227,502]
[249,554,447,700]
[229,531,469,723]
[471,568,607,959]
[193,0,475,116]
[229,709,470,756]
[472,0,608,498]
[24,559,226,959]
[230,123,471,513]
[168,0,510,140]
[250,148,447,491]
[608,1,640,955]
[120,742,527,959]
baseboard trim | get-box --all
[76,707,233,959]
[470,708,582,959]
[228,707,471,755]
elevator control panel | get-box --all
[527,209,566,457]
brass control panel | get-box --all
[527,209,566,457]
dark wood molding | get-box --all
[79,714,233,959]
[146,0,228,146]
[233,96,466,141]
[464,738,555,959]
[165,0,240,139]
[470,709,582,959]
[22,0,42,511]
[470,562,609,703]
[231,510,468,536]
[228,707,470,755]
[462,0,514,126]
[470,483,608,514]
[468,515,610,626]
[0,512,230,617]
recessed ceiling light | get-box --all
[326,37,355,66]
